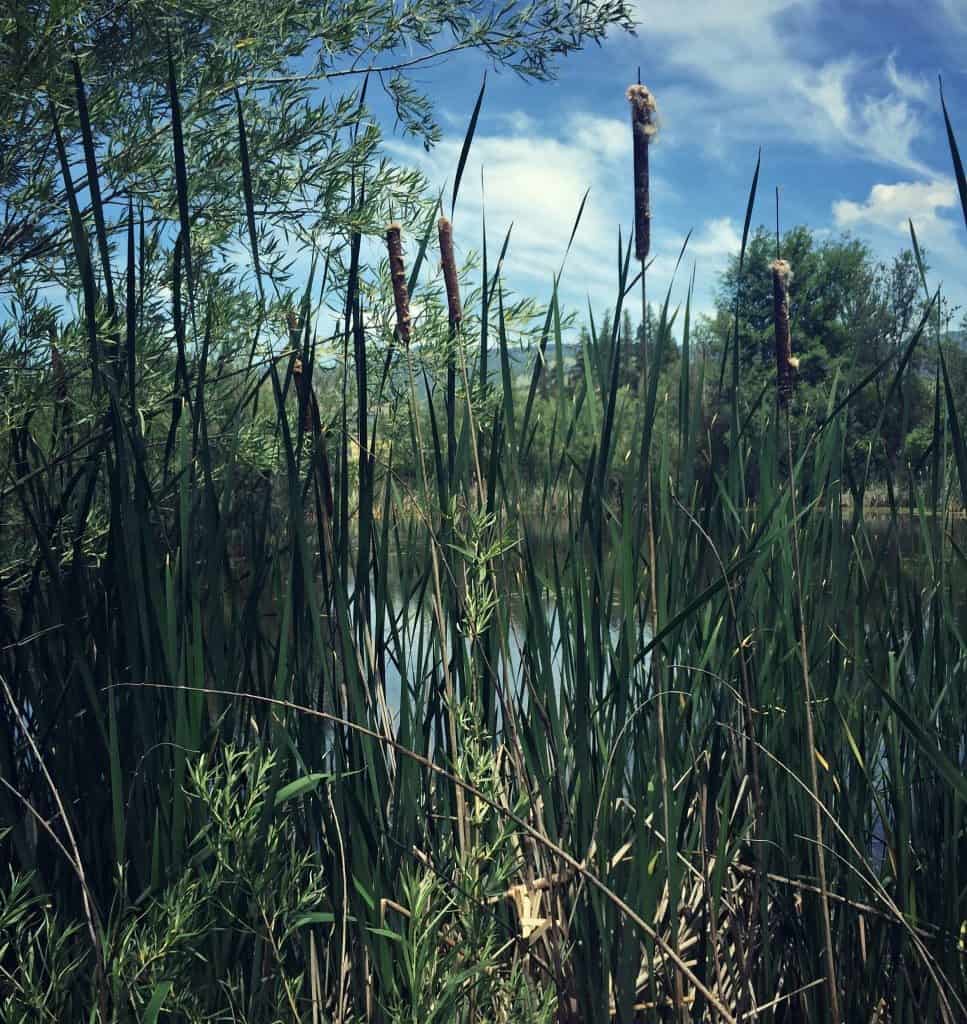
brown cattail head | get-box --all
[628,84,658,263]
[287,311,304,372]
[286,311,315,430]
[386,222,411,345]
[287,310,303,358]
[771,258,795,406]
[437,217,463,330]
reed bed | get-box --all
[2,65,967,1024]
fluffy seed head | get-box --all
[386,223,411,345]
[628,84,658,262]
[771,258,795,406]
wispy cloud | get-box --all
[885,53,930,104]
[633,0,933,174]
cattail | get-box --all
[287,310,303,375]
[771,258,798,407]
[386,222,411,345]
[287,310,316,432]
[627,83,658,263]
[437,216,462,330]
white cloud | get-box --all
[833,179,956,235]
[690,217,742,260]
[832,178,967,274]
[490,110,539,136]
[568,114,630,162]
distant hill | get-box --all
[484,342,583,380]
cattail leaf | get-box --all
[487,219,514,299]
[719,148,760,396]
[143,981,174,1024]
[596,230,636,491]
[406,197,441,298]
[167,42,194,309]
[496,283,516,447]
[561,186,591,269]
[163,234,189,478]
[939,77,967,234]
[235,89,263,298]
[938,338,967,508]
[873,679,967,803]
[50,107,100,391]
[520,272,560,452]
[451,73,486,220]
[907,219,930,297]
[639,231,689,478]
[479,190,489,385]
[71,55,114,317]
[274,773,332,805]
[125,198,136,411]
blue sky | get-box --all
[372,0,967,332]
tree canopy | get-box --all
[1,0,635,291]
[704,225,967,486]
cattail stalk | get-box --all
[388,220,468,856]
[629,77,687,1024]
[386,223,411,345]
[628,84,658,262]
[771,259,796,406]
[437,216,463,330]
[775,254,840,1020]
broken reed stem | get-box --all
[438,216,463,330]
[628,83,658,262]
[771,259,795,407]
[386,223,411,345]
[785,413,841,1023]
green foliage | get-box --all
[1,748,331,1022]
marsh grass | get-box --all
[2,60,967,1024]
